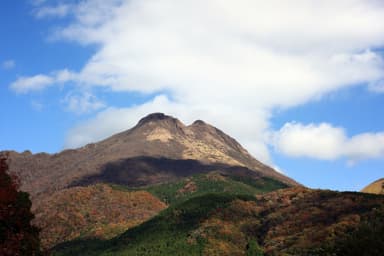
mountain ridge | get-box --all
[4,113,298,200]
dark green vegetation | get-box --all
[112,172,288,205]
[53,194,253,256]
[246,240,264,256]
[0,154,40,256]
[34,170,285,251]
[53,187,384,256]
[53,172,287,255]
[330,207,384,256]
[147,173,287,205]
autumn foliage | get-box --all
[33,184,167,249]
[0,154,40,255]
[52,186,384,255]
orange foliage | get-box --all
[33,184,166,249]
[188,187,384,255]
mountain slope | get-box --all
[361,178,384,195]
[2,113,300,251]
[142,172,288,205]
[53,188,384,256]
[33,184,166,249]
[4,113,297,200]
[34,171,287,249]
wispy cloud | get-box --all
[2,59,15,70]
[34,4,72,19]
[10,74,54,93]
[63,91,106,114]
[273,122,384,162]
[10,69,76,93]
[31,0,47,6]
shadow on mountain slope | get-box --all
[69,156,268,188]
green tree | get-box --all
[246,239,264,256]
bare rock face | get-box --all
[4,113,298,201]
[361,178,384,194]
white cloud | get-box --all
[10,69,76,93]
[273,122,384,162]
[54,69,78,83]
[34,4,72,19]
[346,132,384,161]
[2,60,15,70]
[18,0,384,162]
[273,123,346,160]
[63,92,106,114]
[39,0,383,101]
[52,0,384,104]
[10,74,54,93]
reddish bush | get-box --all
[0,154,40,255]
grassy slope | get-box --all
[113,172,288,205]
[53,188,384,256]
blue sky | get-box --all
[1,0,384,191]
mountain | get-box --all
[2,113,298,249]
[36,173,288,249]
[53,187,384,256]
[4,113,297,201]
[3,113,384,255]
[361,178,384,195]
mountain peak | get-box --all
[139,112,175,124]
[5,113,299,200]
[137,113,175,125]
[191,120,206,126]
